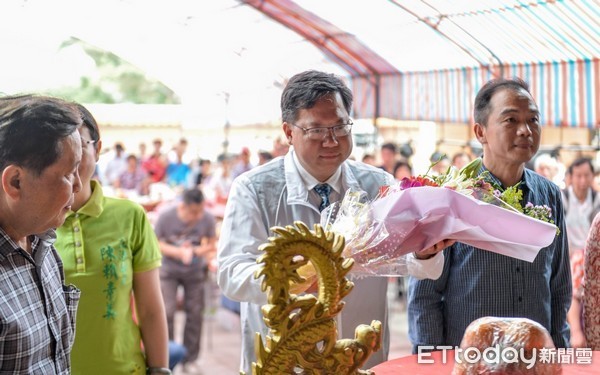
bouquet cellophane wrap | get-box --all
[453,316,561,375]
[321,186,558,277]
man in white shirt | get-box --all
[217,70,452,373]
[562,157,600,254]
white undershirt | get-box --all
[291,150,342,208]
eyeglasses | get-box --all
[291,120,353,141]
[82,139,97,148]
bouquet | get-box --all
[321,158,559,277]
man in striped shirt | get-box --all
[408,78,571,352]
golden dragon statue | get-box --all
[245,221,382,375]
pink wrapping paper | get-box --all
[369,186,557,263]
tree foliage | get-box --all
[47,37,180,104]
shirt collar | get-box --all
[478,158,529,192]
[67,180,104,218]
[0,226,50,260]
[567,185,593,204]
[478,159,535,203]
[0,227,21,259]
[291,149,342,195]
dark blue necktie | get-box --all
[314,183,332,212]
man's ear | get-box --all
[1,165,23,199]
[473,123,486,144]
[282,122,293,145]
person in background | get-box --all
[408,78,571,352]
[272,136,290,157]
[143,138,168,183]
[138,142,149,164]
[429,151,450,176]
[361,153,376,166]
[190,158,213,190]
[562,158,600,256]
[207,154,234,205]
[399,140,414,161]
[551,146,567,188]
[393,160,413,181]
[217,70,451,373]
[166,139,191,188]
[55,104,170,375]
[115,154,149,195]
[461,141,478,160]
[105,142,128,187]
[0,94,82,373]
[154,188,217,374]
[533,153,559,182]
[378,142,397,174]
[232,147,254,178]
[561,157,600,348]
[451,152,472,170]
[257,150,274,166]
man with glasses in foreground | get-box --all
[217,70,452,373]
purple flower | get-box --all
[400,177,423,189]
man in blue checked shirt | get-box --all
[408,78,571,352]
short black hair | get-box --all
[182,188,204,205]
[393,160,412,175]
[567,157,594,175]
[281,70,353,124]
[474,78,531,126]
[0,94,82,175]
[381,142,397,153]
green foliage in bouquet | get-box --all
[400,156,558,234]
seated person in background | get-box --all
[207,155,233,205]
[196,158,213,187]
[362,153,376,166]
[257,150,274,166]
[104,142,128,186]
[451,152,472,170]
[155,188,217,373]
[166,138,191,188]
[393,160,413,181]
[55,103,169,375]
[533,153,558,182]
[429,151,450,175]
[232,147,254,178]
[115,154,150,195]
[143,138,168,183]
[378,142,397,174]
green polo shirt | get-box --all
[56,181,162,375]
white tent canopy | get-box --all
[1,0,598,128]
